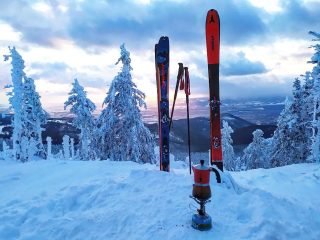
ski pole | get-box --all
[169,63,184,131]
[184,67,192,175]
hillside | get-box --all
[163,114,276,155]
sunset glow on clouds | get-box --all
[0,0,319,113]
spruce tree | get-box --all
[242,129,269,170]
[98,44,155,163]
[271,99,295,167]
[4,47,25,161]
[261,31,320,166]
[64,79,96,160]
[270,70,311,167]
[4,47,47,161]
[222,121,237,171]
[20,77,47,160]
[301,71,314,121]
[308,31,320,162]
[291,78,309,162]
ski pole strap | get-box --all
[179,64,185,91]
[180,78,185,90]
[184,67,190,96]
[178,62,185,90]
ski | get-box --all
[206,9,223,171]
[155,36,170,172]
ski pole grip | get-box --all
[177,63,184,79]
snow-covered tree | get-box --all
[270,77,309,167]
[20,77,47,160]
[222,121,237,171]
[301,71,314,121]
[4,47,47,161]
[70,138,75,159]
[0,141,11,160]
[64,79,96,160]
[4,47,25,161]
[46,136,52,160]
[62,135,70,159]
[311,108,320,163]
[98,44,155,163]
[242,129,269,170]
[243,31,320,167]
[270,98,297,167]
[308,31,320,163]
[272,31,320,165]
[291,78,309,161]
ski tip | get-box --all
[159,36,169,42]
[208,9,218,13]
[207,9,219,17]
[206,9,220,24]
[157,36,170,49]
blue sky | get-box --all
[0,0,319,112]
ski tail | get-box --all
[206,9,223,171]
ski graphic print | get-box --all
[206,9,223,171]
[155,36,170,172]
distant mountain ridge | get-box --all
[0,114,276,155]
[147,113,276,154]
[0,96,285,125]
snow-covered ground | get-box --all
[0,160,319,240]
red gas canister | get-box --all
[192,160,212,200]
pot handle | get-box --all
[210,167,221,183]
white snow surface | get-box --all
[0,160,319,240]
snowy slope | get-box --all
[0,160,319,240]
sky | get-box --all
[0,0,319,114]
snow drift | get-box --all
[0,160,319,240]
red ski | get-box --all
[206,9,223,171]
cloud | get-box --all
[31,62,69,72]
[221,52,268,76]
[29,61,72,83]
[0,0,318,50]
[66,0,267,49]
[0,0,67,47]
[269,0,320,39]
[29,61,108,88]
[220,74,292,99]
[0,0,317,111]
[0,0,268,49]
[217,1,267,45]
[0,63,11,107]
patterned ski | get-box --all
[155,36,170,172]
[206,9,223,171]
